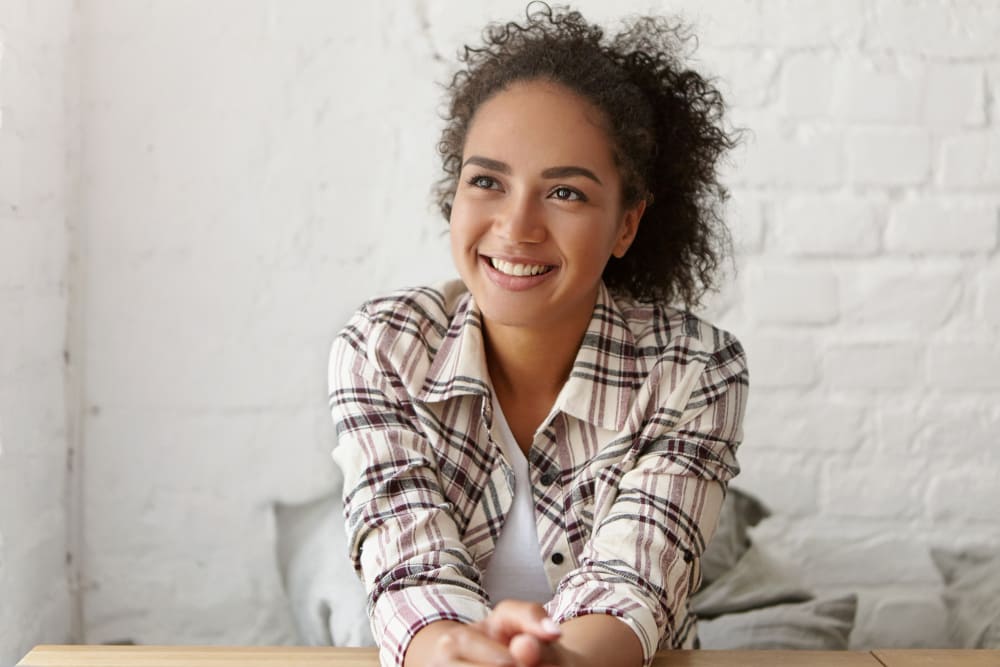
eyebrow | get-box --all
[462,156,603,186]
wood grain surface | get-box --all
[17,646,893,667]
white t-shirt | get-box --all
[481,394,554,606]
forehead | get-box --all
[463,80,618,172]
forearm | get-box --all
[554,614,645,667]
[403,620,466,667]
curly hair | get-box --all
[434,2,741,308]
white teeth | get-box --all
[489,257,551,277]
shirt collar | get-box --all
[416,290,492,404]
[551,282,636,432]
[416,282,636,432]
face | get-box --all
[449,79,644,335]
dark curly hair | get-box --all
[434,2,741,308]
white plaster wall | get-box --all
[0,1,75,664]
[71,0,1000,648]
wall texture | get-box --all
[0,1,75,664]
[1,0,998,656]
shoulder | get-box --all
[352,280,468,337]
[611,292,746,372]
[330,279,472,388]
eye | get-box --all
[550,186,586,202]
[467,174,500,190]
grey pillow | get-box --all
[931,548,1000,648]
[692,543,812,619]
[274,488,375,647]
[698,594,858,650]
[700,486,771,588]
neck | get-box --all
[482,297,596,401]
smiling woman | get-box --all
[327,4,748,667]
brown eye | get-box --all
[551,186,585,202]
[468,175,498,189]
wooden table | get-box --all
[12,645,886,666]
[16,646,1000,666]
[872,650,1000,666]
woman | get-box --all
[328,4,748,666]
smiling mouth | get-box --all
[486,257,555,277]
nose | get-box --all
[494,192,546,244]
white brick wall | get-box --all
[2,0,999,656]
[0,2,75,664]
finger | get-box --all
[509,632,561,667]
[436,625,516,666]
[483,600,562,643]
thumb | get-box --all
[509,632,561,667]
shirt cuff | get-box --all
[546,585,660,667]
[373,584,491,667]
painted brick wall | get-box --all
[0,2,75,664]
[2,0,998,654]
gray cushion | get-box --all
[700,486,770,588]
[274,488,375,647]
[693,543,812,619]
[698,594,858,650]
[931,548,1000,648]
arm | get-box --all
[548,614,643,667]
[547,335,749,666]
[328,310,492,666]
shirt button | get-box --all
[551,552,564,565]
[540,471,556,486]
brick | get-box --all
[983,269,1000,326]
[928,470,1000,523]
[927,341,1000,390]
[831,55,923,124]
[875,399,927,454]
[938,131,1000,188]
[738,333,818,388]
[865,0,1000,58]
[750,519,943,587]
[772,196,881,256]
[687,0,762,48]
[746,264,839,324]
[759,0,865,48]
[780,53,922,124]
[696,276,741,325]
[726,191,764,254]
[699,48,778,109]
[824,341,923,390]
[731,450,821,516]
[820,457,925,519]
[742,391,868,453]
[847,128,930,186]
[736,124,842,187]
[886,200,998,254]
[923,63,986,128]
[912,405,1000,465]
[779,52,836,118]
[840,265,962,332]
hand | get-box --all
[417,600,565,667]
[477,600,566,667]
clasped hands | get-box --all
[422,599,572,667]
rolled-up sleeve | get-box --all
[328,309,490,667]
[546,336,748,665]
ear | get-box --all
[611,199,646,258]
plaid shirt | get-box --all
[328,280,748,667]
